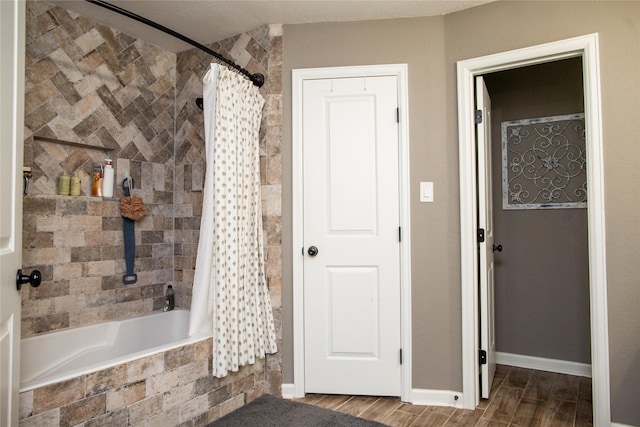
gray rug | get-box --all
[207,394,389,427]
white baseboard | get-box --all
[281,383,296,399]
[496,352,591,378]
[411,389,464,408]
[611,423,638,427]
[282,384,464,409]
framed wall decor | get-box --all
[501,113,586,210]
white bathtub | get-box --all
[20,309,209,391]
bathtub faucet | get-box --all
[164,285,175,311]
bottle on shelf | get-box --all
[58,172,70,196]
[70,173,81,196]
[102,159,114,198]
[91,163,102,197]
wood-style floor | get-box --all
[296,365,593,426]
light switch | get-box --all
[420,182,434,203]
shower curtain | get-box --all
[189,64,277,378]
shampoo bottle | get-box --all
[70,173,81,196]
[58,172,70,196]
[102,159,114,198]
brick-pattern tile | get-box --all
[21,1,177,336]
[20,1,283,425]
[19,339,265,426]
[174,22,284,397]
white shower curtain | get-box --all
[189,64,277,378]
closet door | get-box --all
[302,75,402,396]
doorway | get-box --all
[457,34,610,426]
[483,59,591,381]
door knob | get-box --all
[307,246,319,257]
[492,244,503,253]
[16,269,41,291]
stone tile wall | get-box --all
[20,2,283,422]
[21,2,176,336]
[174,25,283,395]
[19,338,266,426]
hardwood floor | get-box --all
[296,365,593,426]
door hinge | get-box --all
[477,228,485,243]
[400,349,403,365]
[475,109,483,124]
[398,226,402,242]
[396,108,400,123]
[479,349,487,365]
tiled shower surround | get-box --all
[22,1,177,337]
[20,1,282,425]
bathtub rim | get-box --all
[19,309,211,392]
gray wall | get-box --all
[484,58,591,364]
[283,16,460,391]
[283,2,640,424]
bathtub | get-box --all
[20,309,209,391]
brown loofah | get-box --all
[120,196,146,221]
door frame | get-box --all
[1,0,26,425]
[456,34,610,425]
[291,64,412,401]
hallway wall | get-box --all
[445,3,640,423]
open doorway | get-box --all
[456,34,610,426]
[483,58,591,375]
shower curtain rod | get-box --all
[85,0,265,89]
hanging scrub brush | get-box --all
[120,187,146,221]
[121,177,145,284]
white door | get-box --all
[302,76,402,396]
[477,76,496,399]
[0,0,25,425]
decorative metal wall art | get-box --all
[502,113,586,210]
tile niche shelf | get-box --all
[28,136,117,198]
[33,135,115,153]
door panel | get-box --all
[327,267,379,356]
[0,1,25,425]
[327,97,378,233]
[303,76,401,396]
[477,76,497,399]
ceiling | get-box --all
[48,0,494,52]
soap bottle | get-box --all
[58,172,70,195]
[102,159,114,198]
[164,285,175,311]
[69,173,81,196]
[91,163,103,197]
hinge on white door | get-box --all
[398,227,402,242]
[396,108,400,123]
[479,349,487,365]
[400,349,403,365]
[475,109,483,124]
[477,228,485,243]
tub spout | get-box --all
[164,285,175,311]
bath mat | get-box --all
[206,394,389,427]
